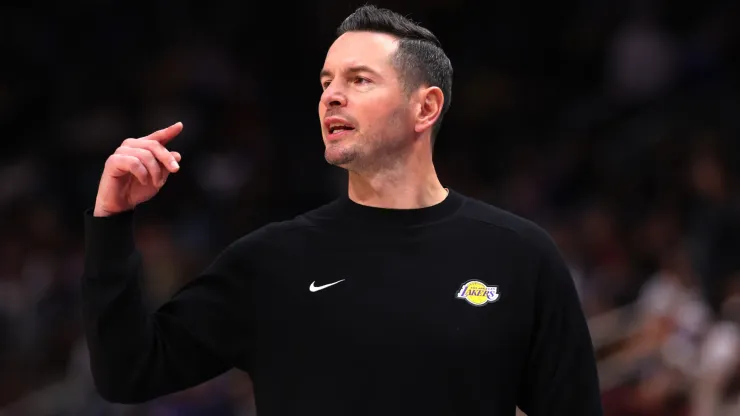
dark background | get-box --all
[1,0,740,414]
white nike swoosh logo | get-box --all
[309,279,345,292]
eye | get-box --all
[321,80,332,89]
[354,77,371,85]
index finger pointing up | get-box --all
[143,122,184,144]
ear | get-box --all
[414,86,444,134]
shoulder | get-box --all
[217,198,341,255]
[454,193,575,295]
[456,193,559,257]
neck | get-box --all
[346,141,447,209]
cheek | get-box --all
[359,97,406,128]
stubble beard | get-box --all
[325,106,409,172]
[325,137,362,167]
[325,130,406,173]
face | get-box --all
[319,31,414,170]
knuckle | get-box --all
[151,143,167,156]
[105,153,122,166]
[150,147,162,159]
[144,152,159,166]
[130,158,143,170]
[134,148,155,164]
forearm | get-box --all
[81,209,230,403]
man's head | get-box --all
[319,5,452,170]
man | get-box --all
[82,5,603,415]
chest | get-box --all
[250,231,536,355]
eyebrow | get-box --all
[319,65,380,80]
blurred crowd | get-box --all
[1,0,740,415]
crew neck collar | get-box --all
[335,188,465,227]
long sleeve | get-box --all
[81,209,255,404]
[517,232,603,415]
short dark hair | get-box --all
[337,5,453,147]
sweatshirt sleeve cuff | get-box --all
[83,208,137,268]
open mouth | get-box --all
[328,124,355,134]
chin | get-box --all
[325,152,356,167]
[324,145,358,167]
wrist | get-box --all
[93,201,127,217]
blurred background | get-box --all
[1,0,740,415]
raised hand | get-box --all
[93,122,183,217]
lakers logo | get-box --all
[456,280,500,306]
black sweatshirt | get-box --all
[82,190,603,415]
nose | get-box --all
[321,84,347,108]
